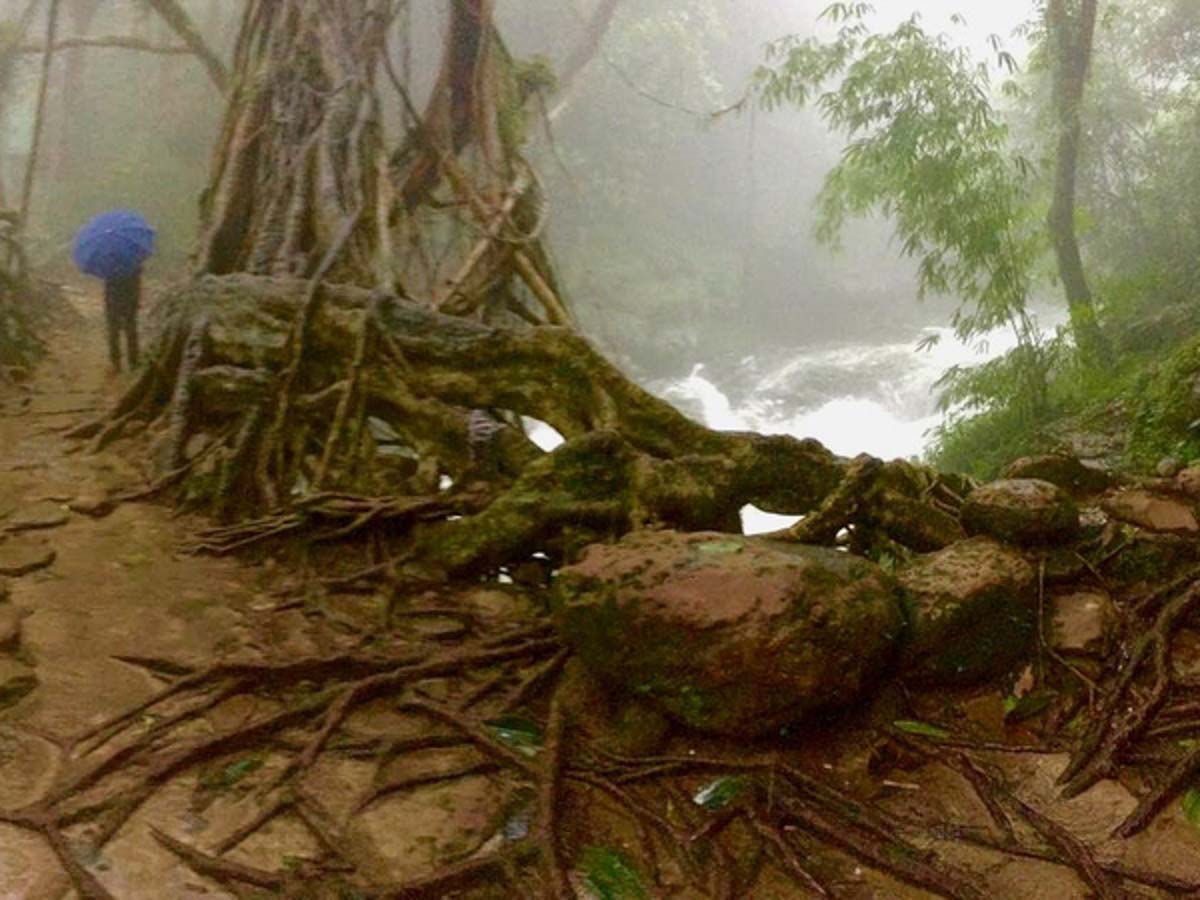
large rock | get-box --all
[1003,454,1111,495]
[1101,490,1199,534]
[961,479,1080,545]
[897,538,1037,684]
[554,530,904,737]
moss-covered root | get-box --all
[405,430,847,579]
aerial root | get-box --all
[1059,582,1200,798]
[891,733,1200,895]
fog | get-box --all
[2,0,1045,461]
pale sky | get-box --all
[844,1,1034,58]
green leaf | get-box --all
[1182,788,1200,828]
[692,776,746,811]
[892,719,950,740]
[485,716,543,757]
[577,846,650,900]
[202,755,263,790]
[695,540,743,556]
[1004,691,1054,723]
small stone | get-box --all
[0,536,57,576]
[0,605,22,651]
[1101,490,1199,534]
[5,501,69,533]
[1052,591,1116,656]
[961,479,1080,545]
[68,495,116,518]
[1157,457,1185,478]
[897,537,1037,685]
[1175,465,1200,500]
[0,658,36,711]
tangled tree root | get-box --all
[0,607,995,899]
[10,574,1200,899]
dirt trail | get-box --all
[0,289,260,898]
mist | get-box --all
[0,0,1141,467]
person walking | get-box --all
[71,209,155,372]
[103,264,141,371]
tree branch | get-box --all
[142,0,228,92]
[18,35,192,56]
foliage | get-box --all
[1124,333,1200,467]
[754,4,1038,345]
[577,846,651,900]
[754,3,1058,431]
[932,0,1200,474]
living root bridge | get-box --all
[97,274,845,541]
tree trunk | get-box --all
[1046,0,1112,366]
[194,0,390,284]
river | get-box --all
[527,314,1061,534]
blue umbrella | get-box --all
[72,209,156,279]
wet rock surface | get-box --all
[4,500,70,533]
[1051,590,1116,656]
[0,535,56,576]
[961,478,1081,545]
[555,530,905,736]
[896,537,1037,684]
[1101,489,1199,533]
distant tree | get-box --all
[1043,0,1112,365]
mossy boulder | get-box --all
[556,532,902,734]
[897,537,1037,685]
[553,530,904,738]
[961,479,1080,545]
[1001,454,1111,496]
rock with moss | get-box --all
[897,537,1037,685]
[553,530,905,738]
[961,479,1080,545]
[1001,454,1111,496]
[558,659,671,757]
